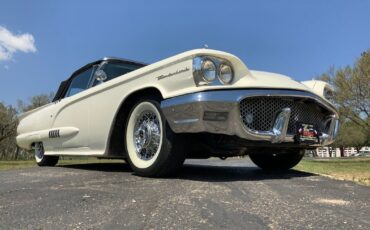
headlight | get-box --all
[193,56,234,86]
[201,59,216,82]
[324,86,334,101]
[218,63,233,84]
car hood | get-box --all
[224,70,315,94]
[249,70,307,89]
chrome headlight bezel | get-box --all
[323,85,335,102]
[201,58,217,82]
[218,63,234,84]
[193,56,234,86]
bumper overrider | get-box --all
[161,89,339,146]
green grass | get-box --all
[295,157,370,186]
[0,158,123,171]
[0,160,37,170]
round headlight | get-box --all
[324,86,334,101]
[219,63,233,84]
[201,59,216,82]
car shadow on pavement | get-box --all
[59,163,132,172]
[59,161,315,182]
[177,164,314,182]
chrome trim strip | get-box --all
[173,118,200,124]
[162,89,337,114]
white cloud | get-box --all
[0,26,37,61]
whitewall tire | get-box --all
[34,142,59,166]
[125,98,185,177]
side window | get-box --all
[65,67,95,97]
[92,62,139,86]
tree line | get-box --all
[316,50,370,156]
[0,94,53,160]
[0,50,369,160]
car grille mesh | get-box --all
[239,97,332,134]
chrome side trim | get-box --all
[173,118,200,124]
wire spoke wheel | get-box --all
[125,98,186,177]
[33,142,59,166]
[125,101,164,170]
[34,142,45,163]
[133,110,161,161]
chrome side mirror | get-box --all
[95,69,107,83]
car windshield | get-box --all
[65,67,95,97]
[92,62,142,87]
[52,59,146,102]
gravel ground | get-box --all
[0,158,369,229]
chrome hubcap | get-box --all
[133,110,161,160]
[35,142,44,159]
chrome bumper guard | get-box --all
[161,89,339,146]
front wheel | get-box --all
[249,149,304,171]
[34,142,59,166]
[125,98,185,177]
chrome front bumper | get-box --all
[161,89,339,146]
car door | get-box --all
[87,61,140,151]
[50,65,97,151]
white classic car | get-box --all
[16,49,339,176]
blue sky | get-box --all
[0,0,369,105]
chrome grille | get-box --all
[239,97,332,134]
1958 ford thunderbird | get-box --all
[16,49,339,176]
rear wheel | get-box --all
[34,142,59,166]
[125,97,185,177]
[249,149,304,171]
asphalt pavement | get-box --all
[0,158,369,229]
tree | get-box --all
[0,93,54,160]
[333,121,367,156]
[17,92,54,113]
[0,103,17,143]
[334,51,370,134]
[0,102,18,159]
[316,49,370,154]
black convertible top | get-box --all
[52,57,147,102]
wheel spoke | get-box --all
[35,142,44,160]
[133,110,161,161]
